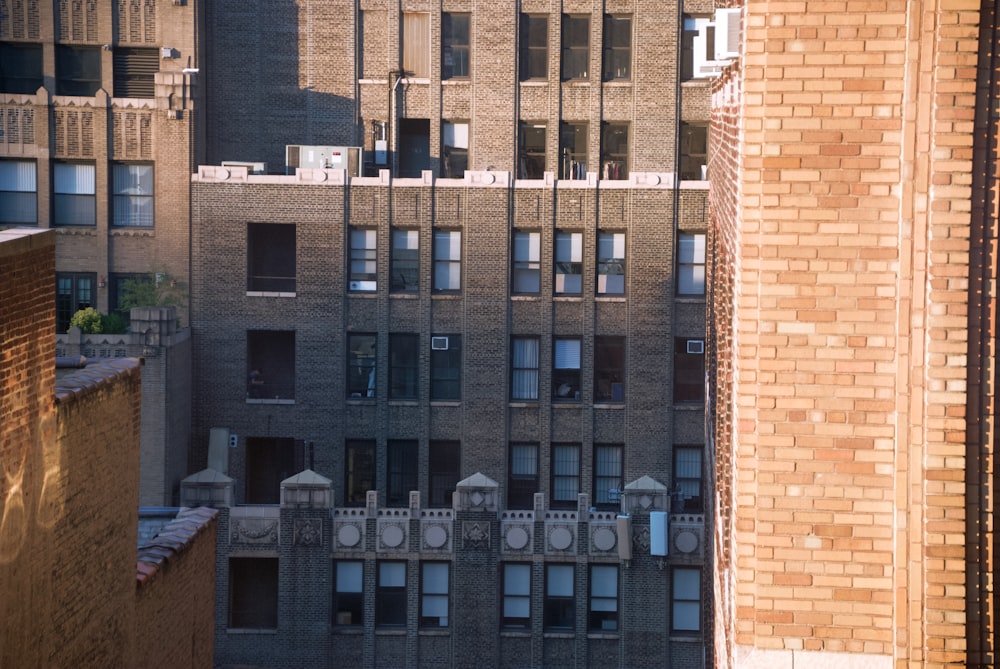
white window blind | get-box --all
[554,339,581,369]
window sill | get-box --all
[603,80,632,87]
[418,629,451,636]
[401,77,430,85]
[246,398,295,405]
[500,630,532,637]
[595,295,626,301]
[593,402,624,409]
[511,294,541,300]
[543,631,575,639]
[389,292,419,299]
[553,295,583,301]
[388,399,419,406]
[375,628,408,636]
[441,79,469,85]
[519,80,549,86]
[673,403,705,410]
[508,401,539,408]
[226,628,278,635]
[562,80,591,87]
[348,291,377,298]
[358,78,389,84]
[587,632,621,639]
[332,626,364,635]
[430,400,461,407]
[670,634,704,642]
[552,402,581,408]
[110,227,154,236]
[675,295,706,303]
[346,398,376,405]
[432,293,463,299]
[246,291,297,298]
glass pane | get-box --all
[554,339,581,369]
[511,444,537,475]
[673,568,700,599]
[380,562,406,587]
[553,446,579,476]
[337,562,363,593]
[504,564,531,594]
[423,563,449,594]
[673,601,700,631]
[591,566,618,597]
[547,565,574,597]
[504,597,530,618]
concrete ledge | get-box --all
[735,646,892,669]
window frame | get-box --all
[678,232,707,295]
[0,42,43,94]
[594,336,625,403]
[430,334,461,401]
[432,229,462,292]
[344,439,376,507]
[387,439,418,507]
[559,122,588,180]
[502,563,532,629]
[246,329,296,401]
[112,162,154,228]
[602,15,632,81]
[518,122,547,179]
[512,230,541,294]
[508,443,539,509]
[561,14,590,81]
[349,227,377,292]
[0,159,38,224]
[333,560,364,626]
[376,561,408,627]
[600,123,628,181]
[680,122,709,180]
[53,161,96,227]
[420,562,450,628]
[550,443,581,510]
[554,231,583,295]
[247,222,296,293]
[589,564,619,631]
[597,231,626,295]
[55,45,101,96]
[389,333,419,400]
[511,336,540,401]
[673,445,704,512]
[228,557,279,630]
[428,440,460,507]
[347,333,377,399]
[390,228,419,292]
[593,444,623,509]
[442,120,469,178]
[402,12,430,78]
[552,337,582,402]
[56,272,96,333]
[519,14,548,81]
[673,337,706,403]
[671,567,702,633]
[442,12,470,79]
[544,563,576,630]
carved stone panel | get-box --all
[462,520,491,550]
[293,518,323,546]
[231,517,279,545]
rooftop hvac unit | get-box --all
[686,340,704,355]
[221,161,267,174]
[286,145,363,176]
[431,336,449,351]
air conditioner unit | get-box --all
[286,145,363,176]
[221,161,267,174]
[714,8,742,61]
[650,511,669,557]
[161,47,176,59]
[431,336,449,351]
[686,340,705,355]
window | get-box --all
[442,121,469,178]
[402,13,430,78]
[55,45,101,96]
[544,564,575,630]
[597,232,625,294]
[347,334,377,398]
[0,43,43,94]
[680,123,709,180]
[511,337,540,401]
[678,232,707,295]
[674,338,705,403]
[442,13,470,79]
[109,272,150,319]
[681,16,721,80]
[420,562,450,628]
[520,14,548,80]
[387,439,418,506]
[377,562,407,626]
[229,558,278,629]
[112,163,154,227]
[553,338,581,401]
[600,124,628,180]
[56,273,95,333]
[0,160,37,224]
[430,334,461,400]
[247,223,296,292]
[399,118,431,177]
[503,564,531,629]
[518,122,546,179]
[245,437,297,503]
[389,334,419,400]
[672,568,702,633]
[113,47,158,98]
[673,446,703,512]
[429,440,460,507]
[512,231,541,294]
[349,228,377,291]
[53,162,96,226]
[594,336,624,402]
[559,122,587,180]
[593,445,623,509]
[508,443,538,509]
[247,330,296,400]
[333,561,364,626]
[345,439,375,506]
[551,443,580,509]
[561,15,589,80]
[555,232,583,295]
[433,230,461,291]
[391,228,419,292]
[589,565,619,631]
[602,15,631,81]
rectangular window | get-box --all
[442,121,469,178]
[672,568,702,632]
[544,564,575,630]
[377,561,407,626]
[245,437,297,503]
[600,123,628,181]
[112,163,154,227]
[403,13,430,78]
[429,440,460,507]
[247,222,296,292]
[561,15,589,80]
[520,14,548,80]
[589,565,619,631]
[680,122,709,180]
[333,561,364,626]
[442,13,470,79]
[559,122,587,180]
[389,334,419,400]
[503,563,531,629]
[678,232,707,295]
[0,42,43,93]
[391,228,419,292]
[597,232,625,295]
[554,232,583,295]
[602,15,631,81]
[387,439,418,507]
[229,558,278,629]
[518,122,546,179]
[551,443,580,509]
[508,443,538,509]
[247,330,296,400]
[430,334,461,400]
[347,334,377,398]
[56,45,101,96]
[53,162,96,226]
[681,16,718,80]
[56,272,95,333]
[0,159,37,224]
[674,446,703,512]
[349,228,377,292]
[511,337,540,401]
[345,439,375,506]
[594,336,624,403]
[512,230,541,294]
[674,338,705,403]
[593,445,623,508]
[553,337,581,401]
[113,47,158,98]
[420,562,450,628]
[109,272,150,319]
[433,230,461,291]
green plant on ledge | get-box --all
[68,308,128,335]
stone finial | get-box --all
[454,472,499,513]
[621,475,670,514]
[180,468,234,508]
[280,469,332,509]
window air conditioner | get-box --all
[714,8,742,61]
[431,336,449,351]
[686,340,705,355]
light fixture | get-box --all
[98,276,106,288]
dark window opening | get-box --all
[674,337,705,403]
[389,334,419,400]
[245,437,299,504]
[561,15,589,80]
[600,123,628,181]
[229,558,278,629]
[0,159,37,224]
[347,333,377,399]
[113,47,159,98]
[387,439,418,507]
[333,561,364,626]
[345,439,375,506]
[544,564,575,630]
[442,121,468,178]
[377,561,407,626]
[551,443,580,509]
[518,122,546,179]
[390,228,419,292]
[673,446,703,512]
[109,272,150,320]
[593,444,623,509]
[429,440,460,507]
[560,122,587,180]
[0,43,43,94]
[594,336,625,402]
[602,15,631,81]
[56,272,95,333]
[247,330,296,400]
[430,334,461,400]
[56,45,101,96]
[442,13,470,79]
[508,443,538,509]
[519,15,548,80]
[399,118,430,178]
[247,223,296,292]
[680,122,709,181]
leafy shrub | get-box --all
[101,313,129,334]
[68,307,103,334]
